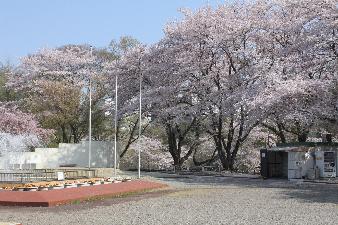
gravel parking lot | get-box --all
[1,172,338,225]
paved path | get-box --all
[1,172,338,225]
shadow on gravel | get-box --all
[151,172,338,205]
[279,186,338,204]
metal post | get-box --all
[88,46,93,169]
[138,72,142,179]
[114,74,118,177]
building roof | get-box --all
[276,142,338,147]
[268,142,338,152]
[269,146,311,152]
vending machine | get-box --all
[323,151,336,178]
[315,151,336,178]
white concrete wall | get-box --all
[315,150,324,177]
[0,141,118,169]
[288,147,338,179]
[288,151,315,179]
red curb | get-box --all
[0,180,167,207]
[0,223,22,225]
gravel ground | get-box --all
[1,172,338,225]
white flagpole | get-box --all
[138,71,142,179]
[114,74,118,177]
[88,46,93,169]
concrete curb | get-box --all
[0,180,167,207]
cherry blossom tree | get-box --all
[105,45,153,158]
[119,136,173,171]
[154,4,271,170]
[140,0,337,170]
[253,0,338,142]
[10,45,109,143]
[106,41,205,169]
[0,103,53,143]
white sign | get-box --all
[57,171,65,181]
[262,153,266,158]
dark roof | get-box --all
[264,142,338,152]
[276,142,338,148]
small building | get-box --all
[260,142,338,179]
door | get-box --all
[260,149,268,178]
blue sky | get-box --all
[0,0,224,64]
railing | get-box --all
[55,168,96,179]
[0,171,56,183]
[0,168,97,183]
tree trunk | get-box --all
[193,148,218,166]
[166,124,180,169]
[70,124,80,143]
[119,119,139,158]
[61,125,69,143]
[262,120,287,144]
[166,121,196,171]
[297,132,308,142]
[276,122,287,143]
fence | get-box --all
[0,168,97,183]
